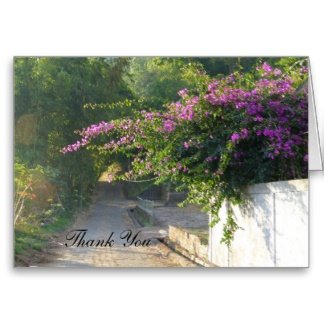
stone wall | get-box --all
[168,226,210,266]
[208,179,308,267]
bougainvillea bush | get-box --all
[62,60,308,245]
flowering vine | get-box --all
[61,61,308,245]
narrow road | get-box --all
[44,183,197,267]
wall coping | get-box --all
[244,179,308,195]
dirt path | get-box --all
[42,183,197,267]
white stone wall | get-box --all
[208,179,308,267]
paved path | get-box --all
[43,183,197,267]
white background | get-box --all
[1,1,323,323]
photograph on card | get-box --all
[14,57,308,267]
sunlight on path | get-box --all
[43,183,197,268]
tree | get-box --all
[14,57,131,219]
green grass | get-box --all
[15,210,74,260]
[42,214,72,233]
[15,230,44,255]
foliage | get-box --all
[62,58,308,245]
[14,162,60,224]
[15,210,74,259]
[14,57,131,257]
[125,57,191,108]
[15,57,130,209]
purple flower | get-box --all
[82,121,115,138]
[240,128,249,139]
[300,66,308,74]
[188,96,199,105]
[204,93,218,105]
[247,102,263,116]
[61,120,115,153]
[205,156,217,163]
[144,112,154,120]
[231,133,240,143]
[254,116,263,122]
[163,119,176,132]
[179,105,194,121]
[276,80,291,93]
[178,88,189,98]
[235,102,248,110]
[208,81,218,92]
[261,62,273,73]
[183,142,190,149]
[268,101,281,109]
[226,74,236,84]
[174,101,182,110]
[263,128,276,137]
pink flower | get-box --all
[240,128,249,139]
[179,105,194,121]
[257,62,273,76]
[187,96,199,105]
[262,62,273,72]
[300,66,308,74]
[205,156,217,163]
[145,112,154,120]
[208,81,218,92]
[254,116,263,122]
[163,120,176,132]
[178,88,188,98]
